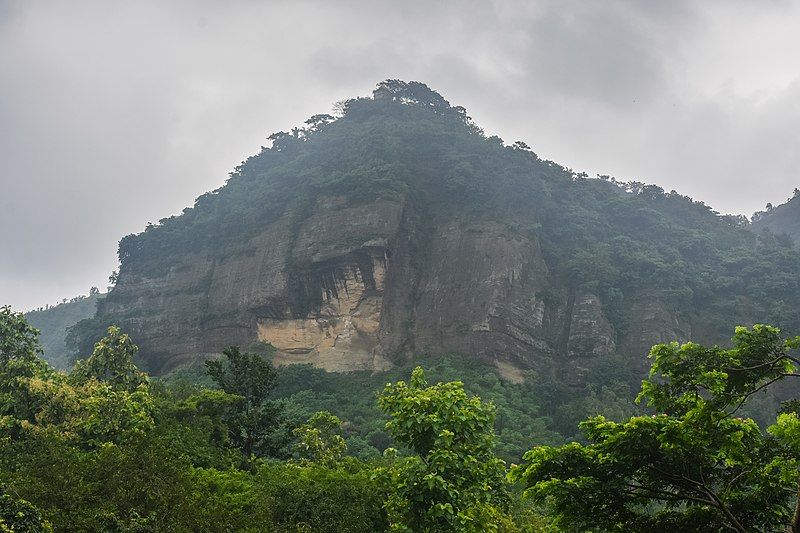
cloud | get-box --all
[1,0,800,310]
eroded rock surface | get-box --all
[98,191,698,383]
[258,255,392,372]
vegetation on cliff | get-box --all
[752,188,800,244]
[72,80,800,379]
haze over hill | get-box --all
[66,82,800,399]
[5,1,800,313]
[24,289,104,369]
[753,192,800,243]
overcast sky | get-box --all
[2,0,800,312]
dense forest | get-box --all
[5,306,800,531]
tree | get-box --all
[304,113,335,132]
[266,131,295,152]
[511,324,800,532]
[0,306,52,423]
[0,324,155,446]
[292,410,347,467]
[377,367,511,532]
[0,305,42,365]
[70,326,147,392]
[205,345,287,464]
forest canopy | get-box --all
[5,306,800,530]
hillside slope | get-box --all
[74,81,800,384]
[25,291,103,368]
[753,192,800,242]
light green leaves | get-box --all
[70,326,147,392]
[378,367,511,531]
[292,411,347,467]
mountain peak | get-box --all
[68,83,800,385]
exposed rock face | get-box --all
[258,252,391,372]
[619,297,692,375]
[99,184,702,382]
[96,82,767,381]
[101,197,406,373]
[565,291,616,384]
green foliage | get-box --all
[0,311,598,530]
[0,306,42,365]
[269,355,562,463]
[292,411,347,467]
[641,324,800,415]
[512,324,800,532]
[205,345,290,464]
[0,488,52,532]
[179,468,271,532]
[2,322,155,449]
[257,462,389,532]
[378,367,512,532]
[0,307,53,424]
[24,291,103,369]
[205,345,277,405]
[0,313,395,531]
[70,326,148,392]
[64,315,112,368]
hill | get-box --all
[73,80,800,395]
[752,190,800,243]
[25,290,104,368]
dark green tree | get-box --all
[511,324,800,532]
[205,345,287,464]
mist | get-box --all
[3,0,800,311]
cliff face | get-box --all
[86,81,800,380]
[100,190,692,380]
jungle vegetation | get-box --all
[5,306,800,531]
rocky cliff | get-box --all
[78,81,800,382]
[100,193,690,380]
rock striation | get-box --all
[98,190,693,381]
[84,80,789,382]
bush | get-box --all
[256,462,388,532]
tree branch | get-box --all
[727,373,800,416]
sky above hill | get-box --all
[2,0,800,311]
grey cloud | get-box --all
[2,0,800,311]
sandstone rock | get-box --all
[98,191,695,385]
